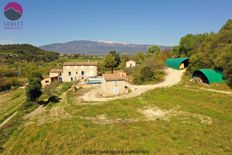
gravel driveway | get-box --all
[80,68,185,102]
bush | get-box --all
[60,82,73,93]
[0,79,11,91]
[0,78,25,91]
[124,52,167,84]
[131,66,154,84]
[26,72,43,102]
[140,66,154,81]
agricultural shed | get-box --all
[165,58,190,69]
[192,69,224,84]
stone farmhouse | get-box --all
[42,62,98,86]
[101,72,127,96]
[62,62,98,82]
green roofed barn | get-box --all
[165,58,189,69]
[192,69,225,84]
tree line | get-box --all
[172,19,232,87]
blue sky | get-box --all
[0,0,231,46]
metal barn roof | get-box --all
[193,69,225,84]
[165,58,189,69]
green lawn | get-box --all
[2,84,232,154]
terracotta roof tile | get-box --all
[63,62,98,66]
[49,69,63,73]
[103,73,126,81]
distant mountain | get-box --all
[40,40,170,55]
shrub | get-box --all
[26,72,43,102]
[140,66,154,81]
[131,66,154,84]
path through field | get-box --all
[199,87,232,95]
[80,68,185,102]
[0,112,17,128]
[185,85,232,95]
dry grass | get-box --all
[138,106,213,125]
[79,114,138,125]
[24,105,72,126]
[0,89,25,124]
[2,85,232,154]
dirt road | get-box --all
[80,68,185,102]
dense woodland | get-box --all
[172,19,232,87]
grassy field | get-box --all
[0,89,25,124]
[0,88,28,153]
[1,84,232,155]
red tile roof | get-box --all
[103,73,126,81]
[49,69,63,73]
[63,62,98,66]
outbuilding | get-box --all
[49,69,63,82]
[192,69,224,84]
[126,60,136,68]
[165,58,189,69]
[101,72,127,96]
[41,78,51,87]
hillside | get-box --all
[172,19,232,87]
[0,44,59,63]
[0,44,60,91]
[1,84,232,154]
[40,40,170,55]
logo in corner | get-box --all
[4,2,23,21]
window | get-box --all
[71,77,73,81]
[45,80,49,83]
[114,81,118,87]
[76,71,78,75]
[81,71,85,76]
[68,72,71,76]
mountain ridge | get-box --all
[40,40,170,55]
